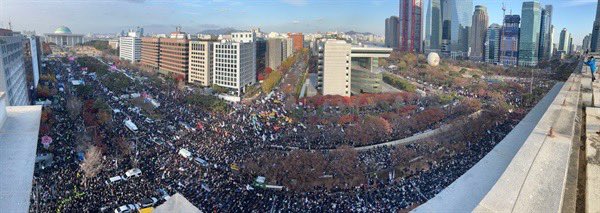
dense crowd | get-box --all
[30,55,553,212]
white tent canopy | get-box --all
[153,193,201,213]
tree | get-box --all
[327,147,366,188]
[96,111,112,126]
[116,137,132,157]
[81,146,103,178]
[67,97,83,120]
[261,70,282,93]
[212,85,229,94]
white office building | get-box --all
[317,39,392,97]
[285,37,293,58]
[0,30,29,106]
[188,40,215,86]
[231,32,256,43]
[318,40,352,96]
[119,36,141,63]
[212,41,256,97]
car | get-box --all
[114,204,139,213]
[138,197,159,208]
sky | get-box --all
[0,0,597,45]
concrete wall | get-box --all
[414,72,582,212]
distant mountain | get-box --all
[199,28,239,35]
[345,31,374,36]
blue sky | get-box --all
[0,0,597,45]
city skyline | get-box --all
[0,0,597,44]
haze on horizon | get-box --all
[0,0,597,43]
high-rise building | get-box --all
[212,41,256,97]
[485,23,501,63]
[385,16,400,48]
[548,25,555,57]
[231,32,256,43]
[538,5,553,61]
[285,37,293,57]
[518,1,542,67]
[318,40,352,96]
[266,38,285,69]
[449,0,473,55]
[568,35,574,54]
[255,39,267,77]
[469,5,488,61]
[119,36,142,63]
[0,29,29,106]
[591,0,600,52]
[188,39,216,86]
[425,0,432,50]
[317,39,392,97]
[584,33,592,52]
[288,33,304,51]
[399,0,423,52]
[140,37,160,72]
[24,35,42,89]
[558,28,569,52]
[426,0,442,52]
[158,32,189,79]
[500,15,520,66]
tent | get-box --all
[153,193,201,213]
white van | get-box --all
[125,168,142,178]
[178,149,192,159]
[106,175,126,184]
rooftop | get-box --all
[0,92,42,213]
[54,26,72,34]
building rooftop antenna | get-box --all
[502,2,506,18]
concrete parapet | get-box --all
[473,73,580,212]
[413,73,582,212]
[586,107,600,213]
[583,65,593,107]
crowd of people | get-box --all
[29,54,554,212]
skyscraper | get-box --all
[584,34,592,52]
[538,5,553,61]
[399,0,423,53]
[385,16,399,48]
[441,0,452,55]
[558,28,569,52]
[548,25,555,57]
[568,35,574,54]
[500,15,520,66]
[591,0,600,52]
[469,5,488,61]
[426,0,442,52]
[518,1,542,67]
[449,0,473,55]
[485,24,502,63]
